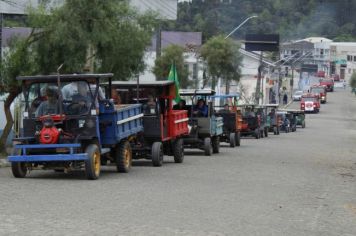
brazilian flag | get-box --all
[167,63,181,103]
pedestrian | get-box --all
[283,93,288,104]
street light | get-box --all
[217,15,258,95]
[224,15,258,39]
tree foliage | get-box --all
[350,72,356,90]
[0,0,156,150]
[153,45,190,88]
[200,35,241,91]
[163,0,356,42]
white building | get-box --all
[330,42,356,81]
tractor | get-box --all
[8,74,143,180]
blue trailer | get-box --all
[8,74,143,180]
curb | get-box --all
[281,100,293,109]
[0,158,10,168]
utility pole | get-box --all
[0,13,3,61]
[255,52,263,104]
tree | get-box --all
[0,0,156,151]
[350,72,356,95]
[200,35,242,93]
[0,35,37,150]
[153,44,190,88]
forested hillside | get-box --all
[164,0,356,42]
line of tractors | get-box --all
[8,74,306,180]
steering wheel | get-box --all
[66,101,89,115]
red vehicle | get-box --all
[300,94,320,113]
[319,78,334,92]
[317,71,326,78]
[310,85,327,104]
[110,81,189,166]
[332,74,340,81]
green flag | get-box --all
[168,63,181,103]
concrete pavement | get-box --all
[0,88,356,235]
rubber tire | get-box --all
[273,127,277,135]
[229,133,236,148]
[212,136,220,154]
[173,138,184,163]
[85,144,101,180]
[11,162,27,178]
[116,141,132,173]
[255,130,260,139]
[236,132,241,146]
[204,137,212,156]
[264,128,268,137]
[152,142,163,167]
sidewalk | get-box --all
[0,157,10,168]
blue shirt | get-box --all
[193,105,208,117]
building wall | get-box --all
[331,43,356,81]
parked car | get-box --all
[319,78,334,92]
[292,91,303,101]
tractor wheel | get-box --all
[236,132,241,147]
[11,162,27,178]
[264,128,268,137]
[173,138,184,163]
[229,133,236,148]
[255,129,260,139]
[116,141,132,173]
[203,137,212,156]
[273,127,277,135]
[212,136,220,154]
[152,142,163,167]
[85,144,101,180]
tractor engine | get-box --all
[38,119,61,144]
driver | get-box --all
[35,86,59,117]
[67,82,91,114]
[193,99,208,117]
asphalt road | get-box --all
[1,88,356,236]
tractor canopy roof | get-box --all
[210,94,240,99]
[110,80,174,88]
[236,103,258,107]
[17,73,113,84]
[258,104,279,108]
[278,108,304,114]
[179,89,215,96]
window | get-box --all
[353,56,356,62]
[320,49,324,55]
[347,55,352,61]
